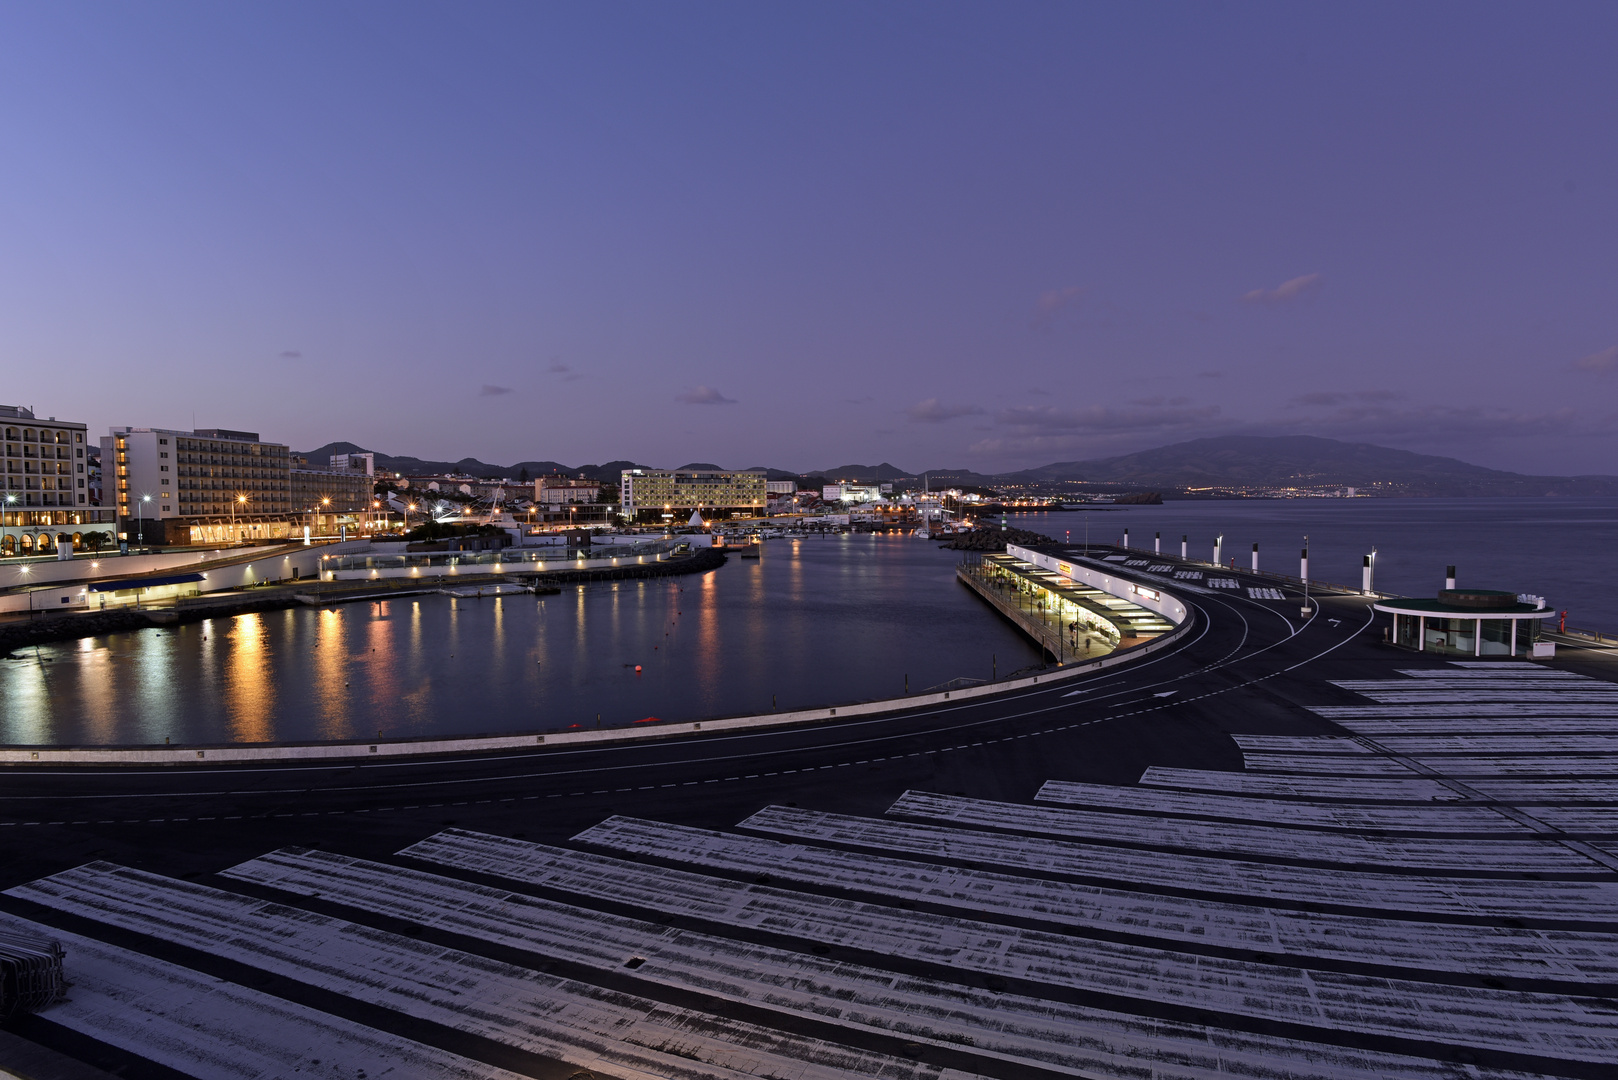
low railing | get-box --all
[321,541,674,572]
[1109,546,1377,597]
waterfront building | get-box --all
[619,468,767,523]
[1,406,111,555]
[765,480,797,495]
[291,458,376,535]
[101,426,293,545]
[535,476,600,509]
[823,482,881,504]
[2,406,90,511]
[1375,588,1552,658]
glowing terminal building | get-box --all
[619,468,767,524]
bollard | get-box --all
[1446,565,1456,591]
[1123,529,1130,550]
[1251,542,1259,572]
[1154,531,1161,555]
[1363,555,1373,595]
[1214,535,1223,566]
[1181,534,1187,559]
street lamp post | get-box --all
[2,491,14,558]
[230,493,247,544]
[1301,535,1312,616]
[137,494,151,551]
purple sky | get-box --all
[2,3,1615,475]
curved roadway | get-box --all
[0,577,1371,858]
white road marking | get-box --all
[9,863,964,1080]
[886,791,1601,873]
[1034,780,1531,833]
[390,830,1618,1062]
[572,816,1618,982]
[739,806,1618,922]
[0,914,531,1080]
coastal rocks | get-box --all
[941,526,1055,552]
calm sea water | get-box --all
[1009,496,1618,633]
[1,534,1042,747]
[5,498,1614,747]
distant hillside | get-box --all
[298,443,648,484]
[1011,436,1618,496]
[300,435,1618,497]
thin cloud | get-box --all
[1574,345,1618,373]
[677,386,737,405]
[546,360,583,382]
[1291,389,1400,407]
[479,384,514,397]
[995,402,1221,433]
[1271,400,1576,445]
[1030,285,1087,329]
[907,398,985,422]
[1243,273,1323,306]
[279,350,302,359]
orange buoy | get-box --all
[634,665,642,672]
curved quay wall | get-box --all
[1,558,1193,768]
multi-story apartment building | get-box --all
[534,476,600,509]
[292,457,376,535]
[619,468,767,523]
[1,406,110,556]
[2,405,91,510]
[329,452,375,476]
[102,427,293,544]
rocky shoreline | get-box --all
[939,526,1056,552]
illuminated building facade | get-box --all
[619,468,767,523]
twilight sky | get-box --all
[2,3,1615,475]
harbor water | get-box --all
[0,533,1042,747]
[3,497,1614,747]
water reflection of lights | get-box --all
[225,613,274,742]
[314,608,350,739]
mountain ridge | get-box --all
[298,437,1618,497]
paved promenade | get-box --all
[1,547,1615,1080]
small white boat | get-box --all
[440,583,531,598]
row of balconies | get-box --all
[0,430,76,444]
[3,462,71,475]
[1,446,72,459]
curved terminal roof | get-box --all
[1372,597,1549,620]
